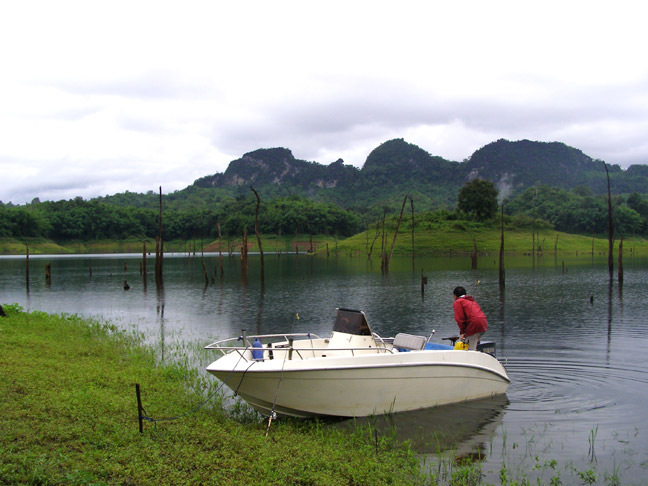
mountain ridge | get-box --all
[186,138,646,210]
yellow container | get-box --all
[454,340,468,351]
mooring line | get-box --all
[265,344,289,436]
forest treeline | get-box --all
[0,195,361,241]
[2,184,648,242]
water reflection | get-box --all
[156,285,166,361]
[334,394,508,456]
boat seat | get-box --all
[393,333,427,351]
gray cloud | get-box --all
[2,1,648,205]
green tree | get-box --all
[457,179,499,221]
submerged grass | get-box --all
[0,305,423,486]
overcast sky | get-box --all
[2,1,647,204]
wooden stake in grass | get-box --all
[135,384,144,433]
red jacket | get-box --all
[453,296,488,337]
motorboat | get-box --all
[205,308,510,418]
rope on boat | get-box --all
[265,343,289,436]
[234,360,258,395]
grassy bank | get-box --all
[334,218,648,257]
[0,307,634,485]
[3,226,648,257]
[0,306,423,486]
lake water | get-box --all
[2,252,647,484]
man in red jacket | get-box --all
[453,286,488,350]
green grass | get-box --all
[333,221,648,257]
[0,305,423,486]
[0,306,638,485]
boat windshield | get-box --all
[332,308,372,336]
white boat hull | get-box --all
[207,349,510,418]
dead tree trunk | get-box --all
[25,245,30,289]
[498,204,505,287]
[217,219,224,276]
[142,242,147,287]
[603,161,614,280]
[366,222,380,259]
[410,197,415,270]
[380,209,387,272]
[201,258,209,286]
[241,228,248,285]
[618,235,624,284]
[383,196,408,273]
[155,186,164,288]
[250,186,264,283]
[420,269,427,300]
[532,188,537,263]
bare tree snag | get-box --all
[250,186,264,283]
[380,209,386,272]
[499,204,505,286]
[410,196,415,270]
[618,235,624,284]
[385,196,408,270]
[155,186,164,288]
[201,257,209,286]
[217,219,224,276]
[241,228,248,285]
[142,242,147,287]
[25,245,30,289]
[603,161,614,279]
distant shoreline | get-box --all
[2,228,648,257]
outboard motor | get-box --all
[476,341,496,356]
